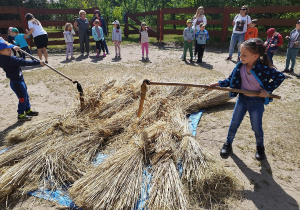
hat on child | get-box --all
[297,20,300,24]
[112,20,120,25]
[0,41,15,51]
[8,27,13,32]
[11,28,19,33]
[141,22,147,27]
[186,19,193,24]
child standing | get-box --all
[283,20,300,74]
[192,6,207,60]
[7,27,21,57]
[183,19,195,62]
[92,19,106,58]
[195,23,209,63]
[0,40,44,121]
[63,23,75,60]
[244,19,258,41]
[209,38,285,161]
[92,10,109,54]
[264,28,283,64]
[112,20,122,59]
[139,22,152,61]
[11,28,32,60]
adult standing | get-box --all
[24,13,48,63]
[91,10,109,54]
[226,5,251,62]
[74,10,90,56]
[283,20,300,74]
[192,6,207,60]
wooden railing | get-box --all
[125,6,300,42]
[0,6,98,47]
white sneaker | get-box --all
[180,54,184,59]
[193,55,197,60]
[86,53,89,56]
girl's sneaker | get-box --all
[146,55,149,60]
[96,53,99,57]
[103,53,106,57]
[71,56,75,60]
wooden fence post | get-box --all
[221,6,230,43]
[160,8,164,42]
[157,8,160,41]
[125,12,129,38]
[18,6,32,49]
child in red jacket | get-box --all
[264,28,283,64]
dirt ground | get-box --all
[0,43,299,210]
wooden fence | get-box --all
[125,6,300,42]
[0,6,99,47]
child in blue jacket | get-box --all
[195,22,209,63]
[0,40,44,121]
[92,19,106,57]
[209,38,285,161]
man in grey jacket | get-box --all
[283,20,300,74]
[183,19,195,62]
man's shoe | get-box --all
[18,114,32,121]
[282,68,290,73]
[189,58,193,62]
[290,68,294,73]
[26,109,39,116]
[226,57,232,61]
[220,142,232,159]
[255,146,266,161]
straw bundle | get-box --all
[69,135,145,209]
[0,79,240,208]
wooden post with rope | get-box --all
[137,79,281,117]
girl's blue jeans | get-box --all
[10,80,31,115]
[226,94,265,147]
[229,33,245,58]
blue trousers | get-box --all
[229,33,245,58]
[267,49,275,64]
[10,80,31,115]
[102,38,109,53]
[285,48,299,70]
[226,94,265,147]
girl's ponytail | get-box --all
[262,53,274,68]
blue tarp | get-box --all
[0,110,205,209]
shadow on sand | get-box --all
[230,153,299,210]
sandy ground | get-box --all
[0,43,299,210]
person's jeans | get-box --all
[10,80,31,115]
[102,38,109,53]
[267,49,274,64]
[229,33,245,58]
[285,48,299,70]
[226,94,265,146]
[21,46,32,60]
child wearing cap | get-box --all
[244,19,258,41]
[112,20,122,59]
[10,27,32,60]
[7,27,22,57]
[183,19,195,62]
[264,28,283,64]
[195,22,209,63]
[283,20,300,75]
[0,40,44,121]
